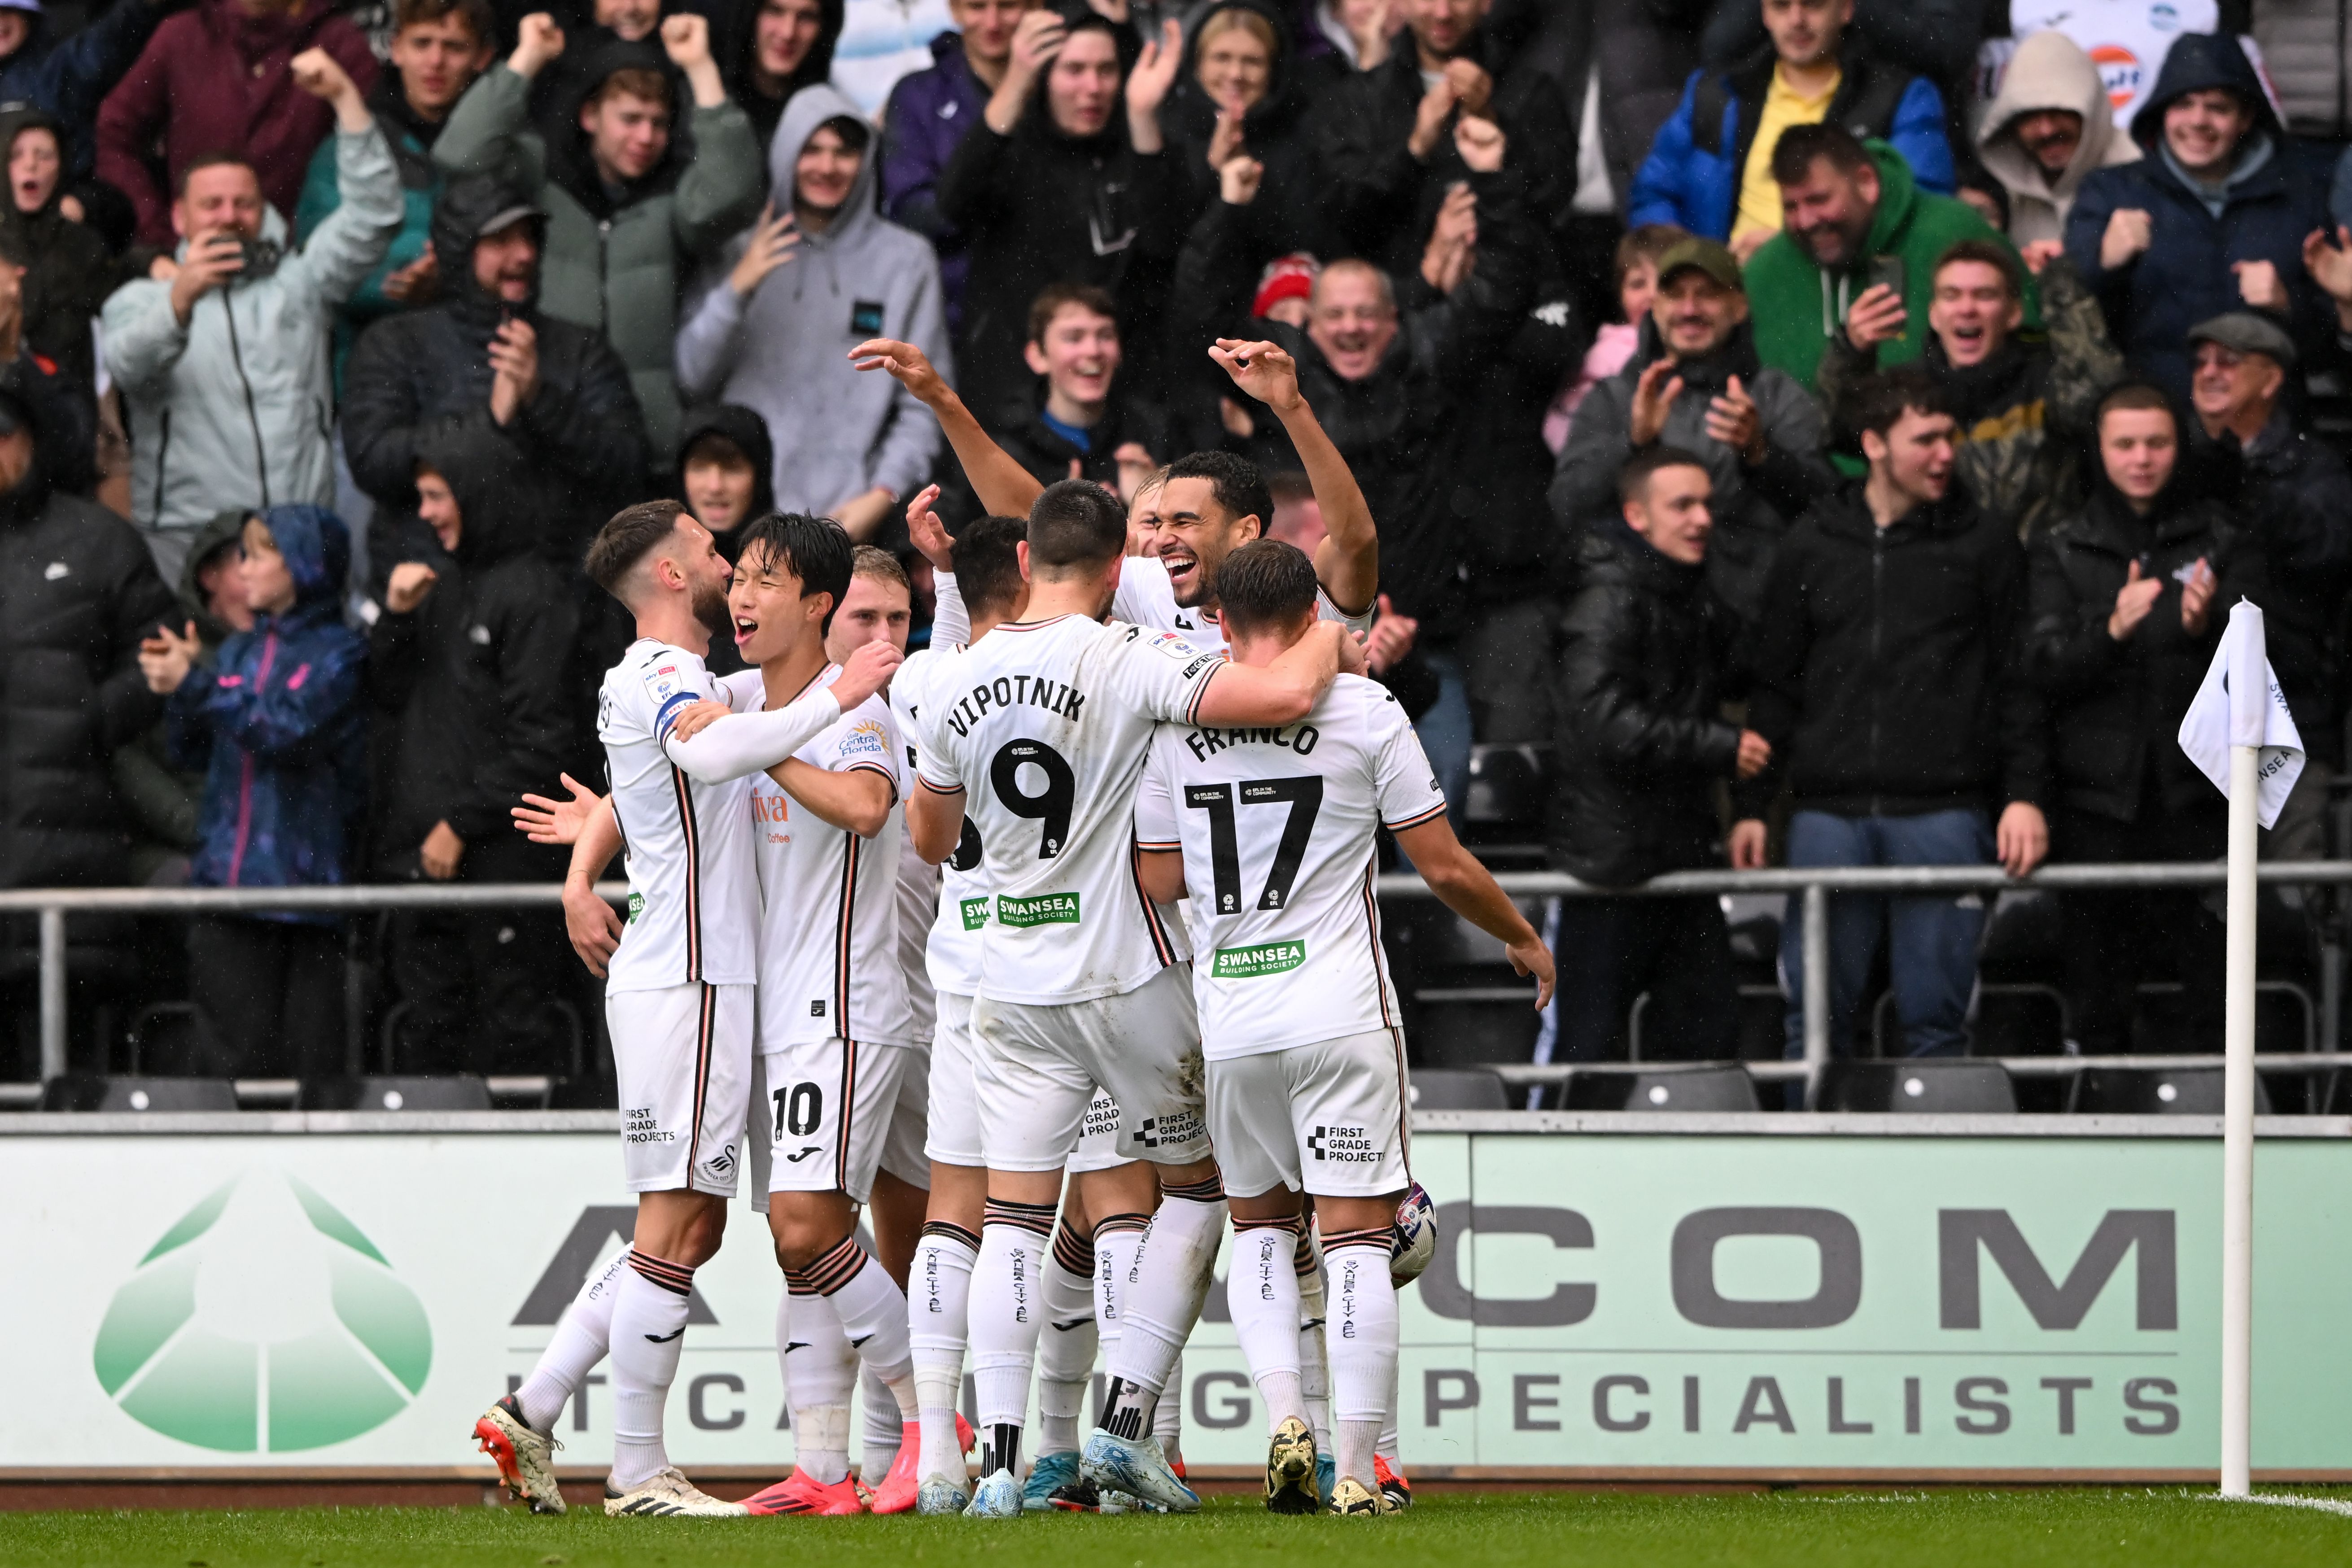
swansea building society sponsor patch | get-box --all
[1211,940,1307,978]
[996,891,1081,927]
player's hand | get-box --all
[1842,282,1907,350]
[1325,617,1368,677]
[903,483,953,571]
[1506,932,1555,1010]
[1997,800,2048,878]
[666,698,733,743]
[2100,207,2153,270]
[139,619,200,694]
[832,638,905,709]
[420,819,464,880]
[1735,728,1771,779]
[849,337,952,408]
[1209,337,1303,415]
[1627,356,1683,449]
[385,560,438,614]
[1727,818,1767,869]
[513,772,602,845]
[563,875,623,977]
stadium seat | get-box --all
[39,1074,238,1112]
[1405,1068,1510,1110]
[2071,1066,2270,1116]
[1461,744,1549,839]
[1565,1066,1759,1112]
[1818,1059,2016,1113]
[299,1075,492,1111]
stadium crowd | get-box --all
[2,0,2348,1079]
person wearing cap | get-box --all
[2063,32,2330,409]
[2177,309,2352,860]
[1818,236,2121,542]
[1552,233,1833,623]
[101,48,402,583]
[342,170,651,586]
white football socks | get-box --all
[1324,1229,1399,1486]
[860,1367,902,1484]
[1091,1210,1150,1375]
[1296,1224,1332,1451]
[782,1283,855,1485]
[1037,1219,1101,1457]
[608,1249,695,1490]
[968,1197,1057,1478]
[1099,1177,1226,1440]
[515,1249,624,1433]
[1228,1219,1306,1432]
[909,1220,978,1485]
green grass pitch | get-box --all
[4,1490,2352,1568]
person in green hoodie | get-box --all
[1744,122,2037,393]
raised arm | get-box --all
[1209,338,1377,616]
[1391,812,1553,1007]
[850,337,1043,518]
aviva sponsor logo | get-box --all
[1212,940,1307,978]
[92,1170,431,1451]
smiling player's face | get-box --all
[729,542,825,664]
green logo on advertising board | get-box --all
[92,1170,431,1451]
[1212,940,1307,978]
[997,891,1080,927]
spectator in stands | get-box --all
[674,84,945,537]
[1552,235,1832,623]
[1316,0,1575,271]
[1703,0,1979,90]
[343,173,650,577]
[1546,223,1680,452]
[880,0,1031,332]
[0,105,136,403]
[96,0,380,249]
[370,426,578,1074]
[296,0,500,381]
[1972,30,2139,246]
[950,282,1164,512]
[434,11,762,461]
[1549,446,1765,1061]
[0,0,168,187]
[2179,312,2352,861]
[1162,1,1330,256]
[2064,33,2329,408]
[675,400,774,562]
[2024,380,2229,1054]
[938,9,1188,421]
[103,50,401,581]
[715,0,840,148]
[1747,123,2029,392]
[1817,239,2121,541]
[139,503,365,1079]
[1735,365,2049,1062]
[0,357,175,892]
[1166,114,1538,802]
[1982,0,2218,135]
[1627,0,1952,255]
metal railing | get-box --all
[2,860,2349,1111]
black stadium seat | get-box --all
[39,1074,238,1112]
[1405,1068,1510,1110]
[2072,1067,2270,1116]
[1819,1059,2016,1114]
[1566,1066,1759,1112]
[299,1075,492,1112]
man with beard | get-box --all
[1817,238,2121,541]
[1745,122,2033,393]
[1552,236,1832,623]
[342,170,650,575]
[1971,29,2139,247]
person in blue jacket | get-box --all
[0,0,168,184]
[139,503,367,1079]
[2063,32,2329,411]
[1626,0,1951,248]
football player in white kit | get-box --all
[1135,539,1555,1515]
[903,479,1365,1517]
[472,502,901,1518]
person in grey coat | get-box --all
[1550,236,1833,622]
[673,82,947,540]
[101,49,401,582]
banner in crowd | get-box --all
[8,1129,2351,1476]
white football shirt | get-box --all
[599,640,762,994]
[1134,674,1448,1058]
[718,667,918,1048]
[916,614,1219,1005]
[892,644,991,998]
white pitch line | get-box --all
[2212,1494,2352,1517]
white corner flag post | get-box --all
[2179,600,2304,1500]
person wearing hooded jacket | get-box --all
[881,0,1030,334]
[673,83,946,537]
[433,10,762,459]
[139,502,366,1079]
[1159,0,1332,258]
[0,104,141,402]
[102,50,403,583]
[0,0,168,185]
[369,425,579,1074]
[342,170,651,576]
[1972,29,2139,247]
[711,0,841,149]
[2063,32,2331,408]
[673,399,773,674]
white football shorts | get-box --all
[925,990,983,1167]
[1207,1027,1411,1199]
[607,981,755,1197]
[1066,1088,1127,1174]
[747,1035,918,1205]
[971,962,1208,1171]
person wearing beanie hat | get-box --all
[1552,231,1833,622]
[1251,252,1317,327]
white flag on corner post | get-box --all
[2179,600,2304,828]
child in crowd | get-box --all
[1544,224,1683,454]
